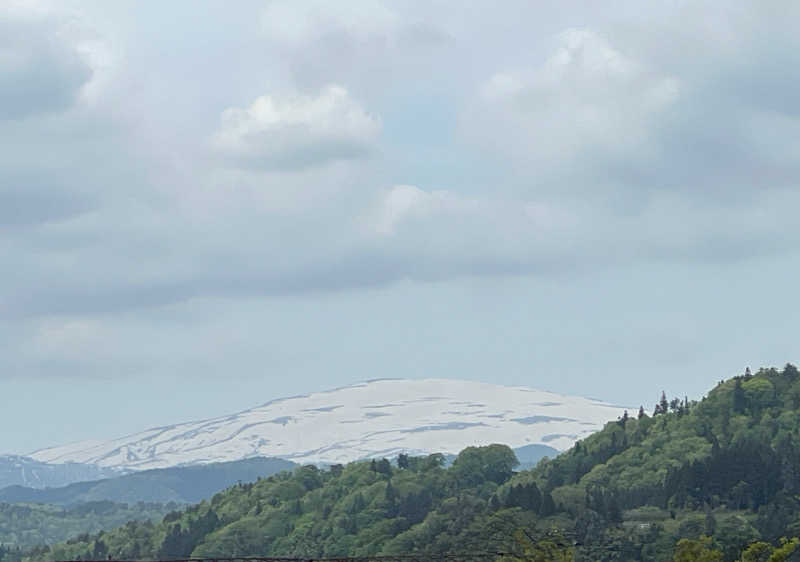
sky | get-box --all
[2,0,800,454]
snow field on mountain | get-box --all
[31,379,628,470]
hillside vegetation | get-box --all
[21,365,800,561]
[0,459,295,553]
[0,501,173,551]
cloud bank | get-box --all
[3,0,800,393]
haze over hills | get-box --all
[0,457,296,506]
[30,379,628,470]
[0,455,120,490]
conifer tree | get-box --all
[384,481,398,517]
[733,378,746,413]
[540,491,556,516]
[660,391,669,414]
[397,453,410,469]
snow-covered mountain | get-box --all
[30,379,628,471]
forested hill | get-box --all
[24,365,800,562]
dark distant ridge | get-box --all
[0,457,296,505]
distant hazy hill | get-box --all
[30,378,626,470]
[0,456,119,490]
[440,444,559,471]
[0,457,296,506]
[512,443,559,469]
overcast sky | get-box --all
[3,0,800,454]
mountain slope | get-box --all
[0,457,296,506]
[30,379,626,470]
[0,456,120,490]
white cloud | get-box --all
[471,28,680,188]
[211,85,381,170]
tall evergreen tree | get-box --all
[660,391,669,415]
[384,481,398,517]
[733,378,746,413]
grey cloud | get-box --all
[0,172,94,228]
[6,179,798,321]
[257,1,458,119]
[467,21,800,206]
[0,14,93,120]
[215,130,375,171]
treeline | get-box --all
[28,446,528,560]
[568,365,797,508]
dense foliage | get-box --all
[25,446,532,560]
[21,365,800,561]
[526,364,800,560]
[0,501,173,550]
